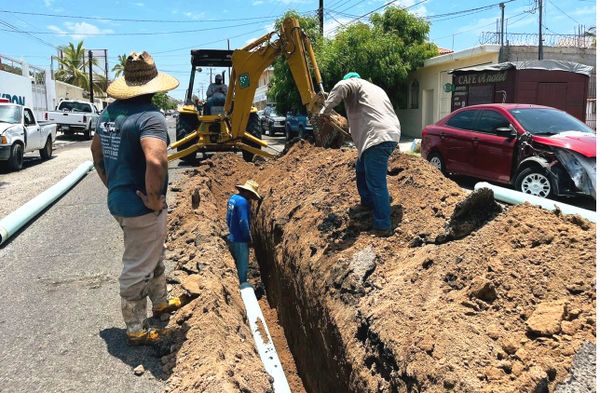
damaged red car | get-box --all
[421,104,596,199]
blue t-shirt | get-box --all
[226,194,251,243]
[96,96,169,217]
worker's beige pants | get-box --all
[114,210,168,302]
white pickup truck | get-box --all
[44,100,100,139]
[0,102,57,171]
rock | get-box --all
[181,274,202,296]
[133,364,145,376]
[468,276,497,303]
[561,320,580,336]
[500,338,519,355]
[484,366,505,380]
[511,361,525,377]
[526,300,566,336]
[339,246,377,294]
[555,341,596,393]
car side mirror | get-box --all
[496,126,516,138]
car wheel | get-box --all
[285,125,293,141]
[39,137,53,160]
[8,143,24,171]
[428,152,446,175]
[515,167,553,198]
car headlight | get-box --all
[0,135,6,144]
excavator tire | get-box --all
[176,112,200,164]
[242,112,261,162]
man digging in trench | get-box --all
[226,180,262,284]
[91,51,183,345]
[320,72,401,237]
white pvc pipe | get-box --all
[474,182,596,223]
[0,161,94,245]
[239,282,291,393]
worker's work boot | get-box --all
[121,297,161,345]
[148,273,182,318]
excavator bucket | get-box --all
[311,111,350,149]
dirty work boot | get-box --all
[121,297,160,346]
[148,272,183,318]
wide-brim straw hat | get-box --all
[236,179,261,200]
[107,51,179,100]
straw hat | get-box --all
[107,51,179,100]
[236,179,261,200]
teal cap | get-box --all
[343,72,361,80]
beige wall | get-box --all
[398,50,499,138]
[53,80,105,111]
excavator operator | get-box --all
[204,74,228,115]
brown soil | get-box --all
[163,141,595,393]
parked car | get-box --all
[285,112,313,141]
[44,100,100,139]
[421,103,596,199]
[0,102,57,171]
[261,107,286,136]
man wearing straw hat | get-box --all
[226,180,261,284]
[91,51,182,345]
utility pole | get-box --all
[499,2,505,47]
[227,39,231,80]
[209,67,213,83]
[538,0,543,60]
[319,0,324,36]
[88,50,94,104]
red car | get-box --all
[421,104,596,199]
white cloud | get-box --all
[323,16,352,38]
[134,2,144,6]
[43,0,54,7]
[253,0,264,5]
[184,11,206,20]
[47,22,114,40]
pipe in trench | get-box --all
[474,182,596,223]
[239,282,291,393]
[0,161,94,245]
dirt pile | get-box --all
[164,141,595,392]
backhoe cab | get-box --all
[168,17,332,163]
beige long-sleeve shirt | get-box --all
[321,78,401,157]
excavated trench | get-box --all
[163,143,596,393]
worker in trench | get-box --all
[226,180,262,284]
[91,51,183,345]
[319,72,401,237]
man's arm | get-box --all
[320,80,352,115]
[90,133,108,187]
[137,137,168,212]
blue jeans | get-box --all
[356,141,397,231]
[228,241,249,283]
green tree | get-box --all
[54,41,95,89]
[320,6,438,108]
[112,54,127,78]
[152,92,178,111]
[267,11,322,115]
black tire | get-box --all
[285,125,293,142]
[428,152,446,175]
[7,143,24,171]
[39,137,53,160]
[242,112,261,162]
[84,123,93,140]
[176,112,200,164]
[514,166,554,198]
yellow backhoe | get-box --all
[168,17,342,162]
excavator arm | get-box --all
[226,17,325,141]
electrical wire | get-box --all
[546,0,582,25]
[0,19,56,49]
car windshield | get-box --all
[0,105,22,124]
[58,101,93,113]
[509,108,594,135]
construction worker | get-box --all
[90,51,182,345]
[226,180,261,284]
[204,73,228,115]
[320,72,401,237]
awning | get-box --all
[450,60,593,76]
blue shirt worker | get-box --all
[226,180,261,283]
[90,51,182,346]
[320,72,401,237]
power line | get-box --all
[152,26,269,54]
[0,9,282,23]
[546,0,582,25]
[431,9,532,41]
[426,0,516,20]
[0,19,272,36]
[0,19,56,49]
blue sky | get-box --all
[0,0,596,99]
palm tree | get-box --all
[112,54,127,78]
[54,41,97,90]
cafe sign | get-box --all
[456,71,507,85]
